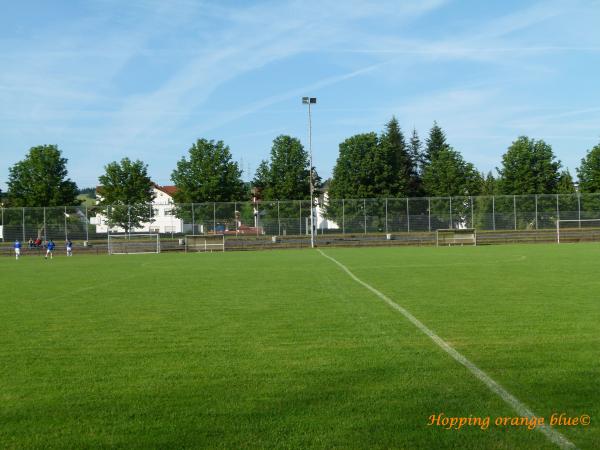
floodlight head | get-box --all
[302,97,309,104]
[302,97,317,104]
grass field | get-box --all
[0,244,598,449]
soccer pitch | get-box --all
[1,245,598,449]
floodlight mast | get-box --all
[302,97,317,248]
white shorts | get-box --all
[15,248,21,256]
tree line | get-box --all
[3,119,600,213]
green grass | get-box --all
[0,244,598,449]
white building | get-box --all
[92,185,189,234]
[315,191,339,231]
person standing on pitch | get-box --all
[45,239,55,259]
[66,239,73,257]
[14,240,22,260]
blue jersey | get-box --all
[14,241,21,249]
[47,242,55,250]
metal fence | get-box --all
[1,193,600,244]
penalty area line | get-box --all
[317,249,576,450]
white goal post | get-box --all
[436,228,477,247]
[108,233,160,254]
[556,219,600,244]
[185,234,225,252]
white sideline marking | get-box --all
[318,249,576,450]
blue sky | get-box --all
[1,0,600,190]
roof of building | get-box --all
[96,184,179,198]
[154,184,178,197]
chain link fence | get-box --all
[1,193,600,250]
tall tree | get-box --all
[557,170,576,194]
[422,147,482,197]
[424,121,449,164]
[7,145,79,207]
[171,139,246,203]
[328,133,392,199]
[497,136,561,194]
[98,158,155,232]
[577,143,600,193]
[480,171,497,196]
[380,117,414,197]
[252,160,271,192]
[253,135,313,200]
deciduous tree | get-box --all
[171,139,246,203]
[577,143,600,193]
[98,158,155,232]
[497,137,561,194]
[7,145,79,207]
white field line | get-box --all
[318,249,576,450]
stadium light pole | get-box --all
[302,96,317,248]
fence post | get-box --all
[385,198,388,234]
[363,199,367,234]
[233,202,236,235]
[43,207,47,241]
[578,193,581,227]
[513,195,517,230]
[428,197,431,232]
[213,202,216,232]
[535,194,538,230]
[449,197,453,229]
[277,201,281,236]
[556,194,560,224]
[470,196,474,228]
[256,201,260,237]
[1,205,3,242]
[492,196,496,231]
[342,199,345,235]
[192,203,195,234]
[85,205,89,242]
[22,207,25,242]
[406,198,410,232]
[64,206,68,240]
[299,201,302,235]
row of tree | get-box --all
[3,121,600,211]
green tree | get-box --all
[171,139,246,203]
[327,133,392,231]
[408,128,424,195]
[577,143,600,193]
[328,133,392,199]
[7,145,79,207]
[252,160,271,192]
[557,170,576,194]
[380,117,414,197]
[424,121,449,164]
[497,137,561,195]
[253,135,312,200]
[98,158,155,232]
[422,147,482,197]
[480,171,497,196]
[473,171,497,229]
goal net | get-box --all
[108,234,160,254]
[436,228,477,247]
[185,234,225,252]
[556,219,600,244]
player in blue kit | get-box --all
[66,239,73,257]
[45,239,55,259]
[14,240,22,260]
